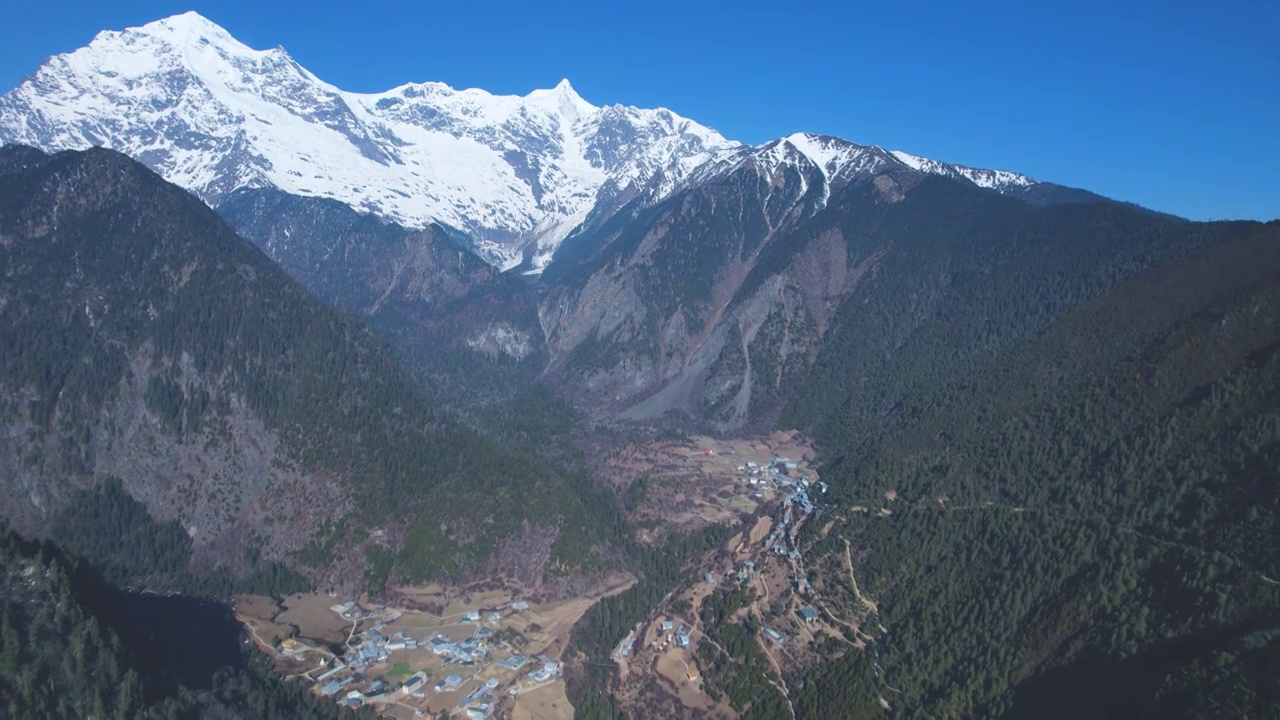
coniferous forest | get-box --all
[771,219,1280,718]
[0,97,1277,719]
[0,528,374,719]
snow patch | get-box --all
[891,149,1035,190]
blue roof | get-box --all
[497,655,527,669]
[798,608,820,620]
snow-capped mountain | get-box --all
[889,149,1035,192]
[0,12,735,268]
[0,12,1045,270]
[679,132,1036,202]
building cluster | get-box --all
[736,457,828,502]
[729,456,835,650]
[428,628,491,664]
[650,619,693,651]
[317,621,424,702]
[305,597,548,717]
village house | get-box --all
[529,660,561,682]
[322,677,354,695]
[442,674,464,690]
[676,627,691,648]
[315,660,346,682]
[497,654,528,669]
[401,672,428,694]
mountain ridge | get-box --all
[0,11,1061,272]
[0,11,735,269]
[0,144,612,593]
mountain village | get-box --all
[232,432,859,719]
[238,585,611,719]
[580,433,888,717]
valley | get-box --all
[234,432,841,719]
[0,11,1276,719]
[236,580,632,719]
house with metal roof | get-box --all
[497,654,528,670]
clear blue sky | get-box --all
[3,0,1277,220]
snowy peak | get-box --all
[681,133,887,198]
[525,78,593,120]
[0,12,735,268]
[0,12,1047,270]
[890,149,1036,191]
[679,132,1037,203]
[117,10,242,48]
[779,132,900,185]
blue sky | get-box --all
[3,0,1277,220]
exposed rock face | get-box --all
[217,187,550,414]
[85,354,352,574]
[531,133,1198,433]
[468,324,535,361]
[217,187,504,319]
[536,139,915,430]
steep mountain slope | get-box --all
[783,221,1280,718]
[535,133,1178,431]
[0,12,1086,275]
[0,528,370,719]
[0,145,610,592]
[559,221,1280,720]
[0,12,735,267]
[216,188,550,417]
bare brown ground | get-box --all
[512,682,575,720]
[655,649,712,712]
[747,516,773,547]
[608,433,817,544]
[272,593,353,645]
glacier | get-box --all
[0,11,1041,270]
[0,12,736,268]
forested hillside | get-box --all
[0,145,613,592]
[784,220,1280,717]
[217,188,557,426]
[4,98,1277,720]
[0,528,372,719]
[533,137,1234,436]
